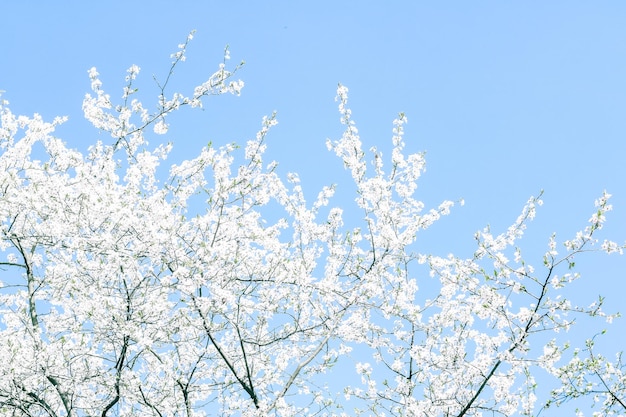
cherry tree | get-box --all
[0,33,624,417]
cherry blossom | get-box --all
[0,34,623,417]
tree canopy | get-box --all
[0,34,624,417]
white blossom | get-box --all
[0,36,623,417]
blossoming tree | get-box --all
[0,33,624,417]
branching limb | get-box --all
[100,334,129,417]
[191,294,259,409]
[267,312,344,412]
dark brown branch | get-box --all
[45,374,73,417]
[236,323,258,406]
[101,334,129,417]
[191,295,259,408]
[176,379,193,417]
[589,349,626,411]
[138,386,164,417]
[11,237,39,330]
[456,265,555,417]
[14,380,58,417]
[102,279,134,417]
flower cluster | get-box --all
[0,34,623,417]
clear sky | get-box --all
[2,2,625,414]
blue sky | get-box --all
[2,1,626,413]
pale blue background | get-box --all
[1,2,625,414]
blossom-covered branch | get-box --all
[0,33,623,417]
